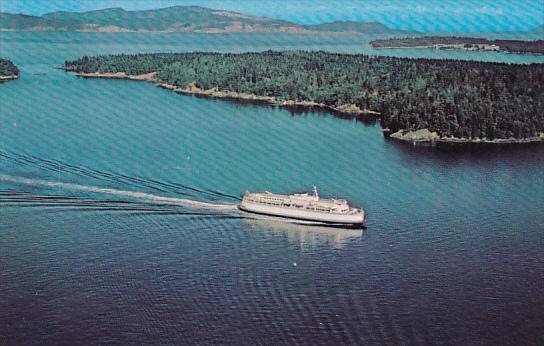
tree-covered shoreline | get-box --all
[0,58,19,80]
[370,37,544,55]
[65,51,544,141]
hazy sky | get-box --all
[1,0,543,32]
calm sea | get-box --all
[1,32,543,344]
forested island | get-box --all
[371,37,544,55]
[65,51,544,144]
[0,58,19,81]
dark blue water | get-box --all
[1,32,544,344]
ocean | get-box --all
[1,32,543,344]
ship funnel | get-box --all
[312,185,319,200]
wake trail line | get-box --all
[0,174,239,211]
[1,150,240,201]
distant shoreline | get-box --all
[373,45,544,56]
[370,36,544,55]
[69,71,544,146]
[0,28,357,35]
[71,71,379,117]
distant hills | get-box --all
[0,6,418,35]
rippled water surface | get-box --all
[1,32,544,344]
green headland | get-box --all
[64,51,544,144]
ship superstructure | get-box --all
[239,186,365,226]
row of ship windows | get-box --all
[252,200,283,205]
[250,199,333,212]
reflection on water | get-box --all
[242,214,363,248]
[225,97,379,125]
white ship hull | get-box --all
[239,200,365,226]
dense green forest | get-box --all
[371,36,544,54]
[65,51,544,140]
[0,58,19,78]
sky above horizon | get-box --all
[1,0,543,32]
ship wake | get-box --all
[0,149,241,202]
[0,174,239,213]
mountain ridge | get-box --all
[0,6,416,34]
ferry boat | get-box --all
[239,186,365,227]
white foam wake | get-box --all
[0,174,239,211]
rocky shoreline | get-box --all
[0,74,19,81]
[72,71,379,116]
[389,128,544,145]
[71,71,543,145]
